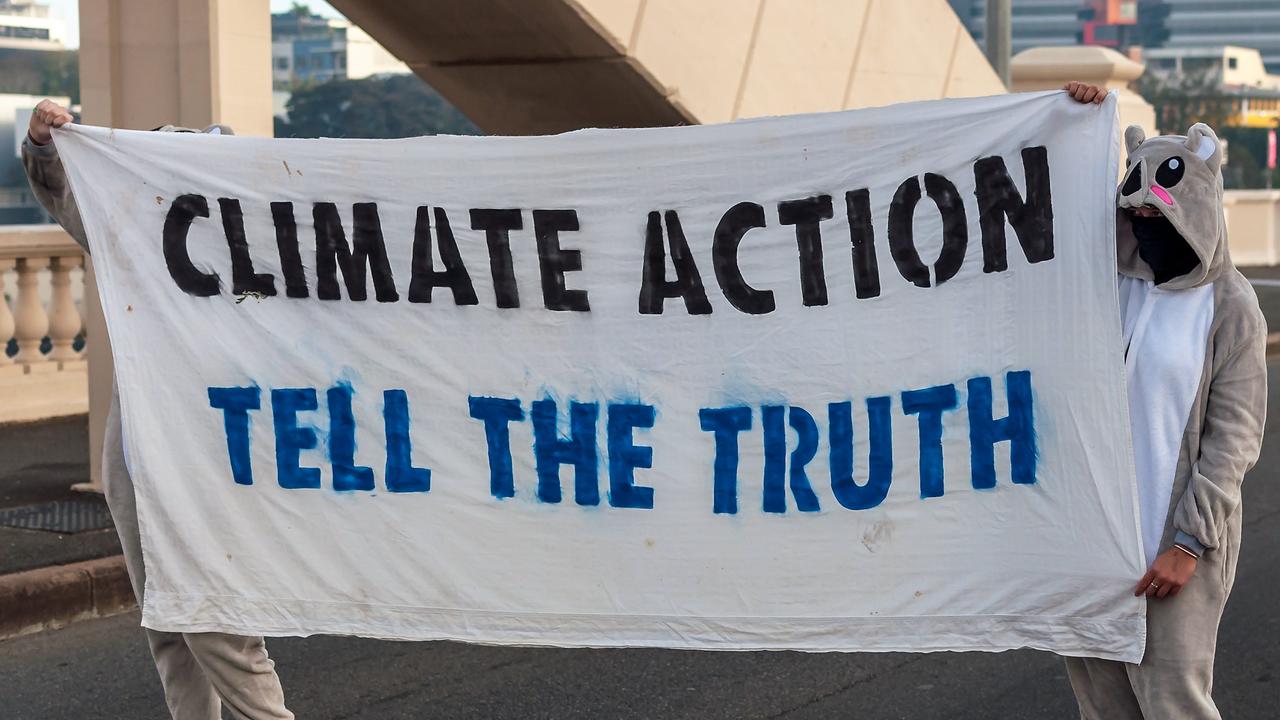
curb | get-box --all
[0,555,135,641]
[0,410,88,429]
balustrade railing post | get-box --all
[1,229,95,487]
[49,255,84,366]
[0,258,15,371]
[13,256,51,369]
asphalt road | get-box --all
[5,285,1280,719]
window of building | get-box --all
[275,57,289,70]
[0,25,51,39]
[1228,56,1238,70]
[1182,58,1218,74]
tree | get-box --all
[0,48,79,103]
[1218,126,1280,190]
[275,74,481,139]
[38,51,80,105]
[1136,68,1236,135]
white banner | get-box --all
[55,91,1146,661]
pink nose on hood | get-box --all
[1150,184,1175,206]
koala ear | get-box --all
[1185,123,1221,168]
[1124,125,1146,154]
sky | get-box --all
[42,0,343,49]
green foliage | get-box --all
[38,51,80,105]
[1136,68,1236,135]
[1218,127,1280,190]
[275,74,480,139]
[0,49,80,103]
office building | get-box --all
[1143,45,1280,129]
[1150,0,1280,75]
[271,9,407,91]
[0,0,65,51]
[948,0,1084,54]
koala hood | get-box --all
[1115,123,1228,289]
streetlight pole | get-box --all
[985,0,1013,89]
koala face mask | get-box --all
[1115,123,1227,289]
[1128,213,1201,285]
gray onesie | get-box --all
[1065,123,1267,719]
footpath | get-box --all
[0,416,132,639]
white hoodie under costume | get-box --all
[1066,124,1267,719]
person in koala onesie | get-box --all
[1062,83,1267,718]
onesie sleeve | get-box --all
[1172,325,1267,552]
[21,134,89,251]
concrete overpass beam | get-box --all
[331,0,1005,135]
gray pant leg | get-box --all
[104,390,291,719]
[185,633,294,720]
[1066,540,1233,720]
[1125,547,1232,720]
[1127,653,1219,720]
[145,630,223,720]
[1064,656,1144,720]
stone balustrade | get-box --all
[0,224,88,424]
[1224,191,1280,267]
